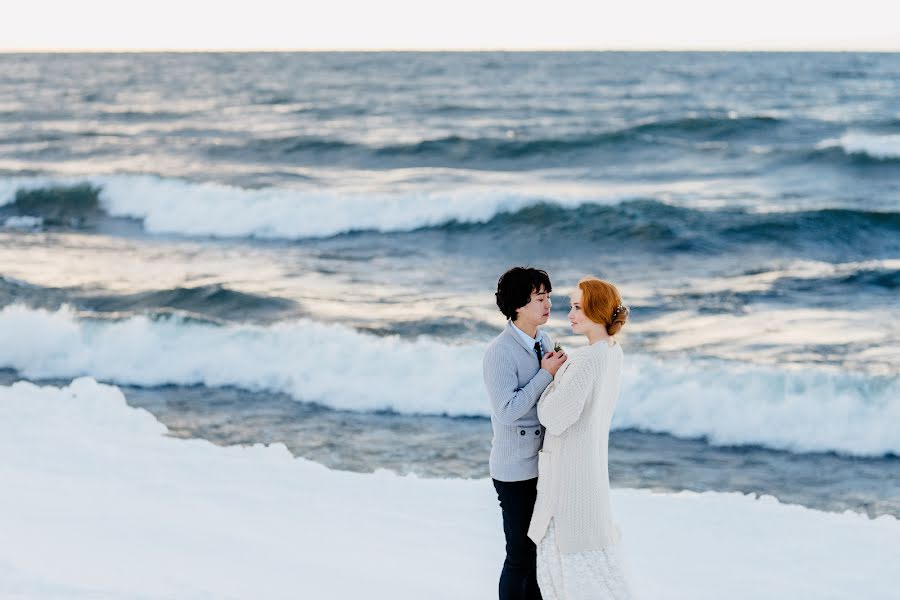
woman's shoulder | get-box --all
[563,345,593,363]
[584,337,619,351]
[561,340,623,366]
[588,338,624,363]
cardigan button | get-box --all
[535,429,541,435]
[520,430,526,436]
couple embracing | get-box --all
[484,267,637,600]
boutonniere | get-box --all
[554,342,562,353]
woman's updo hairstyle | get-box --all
[578,276,628,335]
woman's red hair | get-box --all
[578,277,628,335]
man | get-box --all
[483,267,567,600]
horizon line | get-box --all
[2,46,900,54]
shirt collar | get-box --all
[511,321,542,351]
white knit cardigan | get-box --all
[527,338,624,554]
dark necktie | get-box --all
[534,341,542,366]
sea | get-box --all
[0,51,898,518]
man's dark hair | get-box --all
[495,267,552,321]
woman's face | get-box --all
[568,288,588,334]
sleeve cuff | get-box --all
[535,368,554,388]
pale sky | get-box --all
[2,0,899,51]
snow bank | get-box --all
[0,378,897,599]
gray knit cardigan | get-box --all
[482,321,555,481]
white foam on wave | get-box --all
[2,215,43,229]
[99,175,546,238]
[1,377,898,599]
[0,303,479,415]
[817,132,900,160]
[1,173,631,239]
[2,304,898,457]
[4,172,892,239]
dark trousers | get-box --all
[493,477,542,600]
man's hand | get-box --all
[541,350,567,376]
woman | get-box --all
[527,276,637,600]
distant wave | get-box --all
[96,109,196,122]
[0,181,102,228]
[631,260,900,318]
[81,285,300,323]
[625,114,781,137]
[0,175,629,239]
[437,201,900,262]
[815,132,900,162]
[450,199,900,238]
[713,207,900,257]
[230,136,358,157]
[0,277,300,323]
[228,115,783,163]
[4,176,898,248]
[2,304,898,458]
[764,266,900,295]
[3,215,43,229]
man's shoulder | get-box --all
[484,327,517,358]
[487,328,511,348]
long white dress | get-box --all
[536,518,637,600]
[529,339,638,600]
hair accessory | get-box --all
[612,304,628,319]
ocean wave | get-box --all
[4,176,898,248]
[3,215,43,229]
[232,115,782,163]
[96,109,197,122]
[693,260,900,295]
[1,304,897,458]
[372,133,622,161]
[714,208,900,262]
[82,284,301,322]
[444,201,900,260]
[815,132,900,162]
[0,278,300,323]
[1,182,103,228]
[631,261,900,318]
[765,266,900,296]
[625,114,781,137]
[224,136,358,157]
[0,175,625,239]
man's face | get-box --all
[515,285,552,326]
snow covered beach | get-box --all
[2,51,900,600]
[2,378,897,600]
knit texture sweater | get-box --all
[527,338,625,554]
[483,321,555,481]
